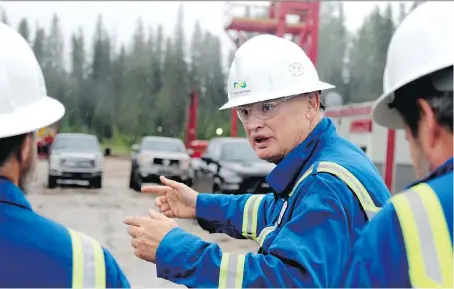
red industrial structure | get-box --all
[184,0,321,151]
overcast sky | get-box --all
[2,1,411,64]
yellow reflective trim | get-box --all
[235,255,246,288]
[241,197,254,237]
[318,162,376,208]
[289,165,314,197]
[219,253,246,288]
[251,196,263,241]
[241,195,265,240]
[257,225,276,247]
[392,184,453,288]
[412,184,453,288]
[69,229,106,288]
[92,238,106,288]
[317,167,378,213]
[69,229,84,288]
[391,192,425,286]
[219,253,230,289]
[289,162,380,219]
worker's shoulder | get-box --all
[20,209,74,242]
[299,154,382,190]
[293,156,389,206]
[425,171,453,197]
[294,167,351,199]
[20,210,108,255]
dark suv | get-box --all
[192,137,275,194]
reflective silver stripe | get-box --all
[79,233,97,287]
[243,195,264,238]
[276,201,288,226]
[257,225,276,247]
[364,209,377,220]
[226,255,238,288]
[405,190,442,283]
[219,253,245,288]
[317,162,377,220]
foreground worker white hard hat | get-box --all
[373,1,454,129]
[220,34,334,110]
[0,23,65,138]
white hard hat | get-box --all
[220,34,334,110]
[0,23,65,138]
[372,1,454,129]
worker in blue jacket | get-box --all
[124,34,391,288]
[0,23,130,288]
[339,2,453,287]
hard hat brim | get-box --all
[373,63,454,130]
[372,92,405,130]
[219,81,335,110]
[0,96,65,138]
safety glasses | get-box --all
[236,94,301,123]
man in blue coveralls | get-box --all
[0,23,130,287]
[339,2,453,287]
[124,34,391,287]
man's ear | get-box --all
[19,133,33,164]
[417,98,437,149]
[306,92,320,111]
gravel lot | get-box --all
[26,157,258,287]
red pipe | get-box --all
[231,108,238,137]
[384,129,396,192]
[186,88,198,146]
[309,1,320,66]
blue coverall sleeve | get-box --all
[156,176,353,288]
[339,202,411,287]
[103,248,131,288]
[196,193,274,240]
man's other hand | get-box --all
[123,209,178,263]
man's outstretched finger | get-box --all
[142,185,169,195]
[160,176,185,190]
[123,215,148,227]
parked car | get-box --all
[129,136,193,192]
[193,137,276,194]
[47,133,104,189]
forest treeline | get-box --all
[0,1,423,147]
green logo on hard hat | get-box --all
[234,81,247,89]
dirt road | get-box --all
[26,157,258,287]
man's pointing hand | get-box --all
[142,176,199,219]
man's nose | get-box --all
[245,114,264,131]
